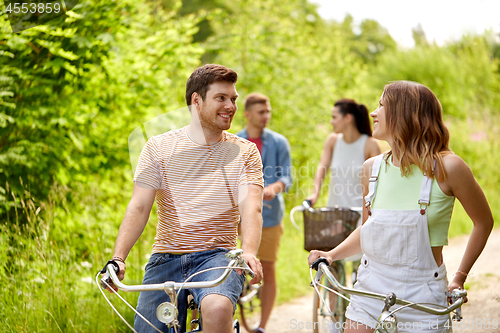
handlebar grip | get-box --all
[99,260,120,290]
[303,199,312,209]
[100,260,120,274]
[311,257,329,271]
[246,268,256,279]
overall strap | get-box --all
[364,154,384,213]
[418,161,436,215]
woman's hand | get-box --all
[308,250,332,267]
[306,193,319,207]
[448,275,468,304]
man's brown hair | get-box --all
[244,92,271,111]
[185,64,238,107]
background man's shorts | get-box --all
[257,222,284,262]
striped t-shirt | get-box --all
[133,126,264,254]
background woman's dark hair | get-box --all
[334,98,372,136]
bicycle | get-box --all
[182,270,262,333]
[310,257,467,333]
[233,208,269,333]
[237,274,262,332]
[290,200,361,333]
[183,263,262,333]
[98,249,255,333]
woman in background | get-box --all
[307,98,380,209]
[307,98,380,332]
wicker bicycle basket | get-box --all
[303,206,360,251]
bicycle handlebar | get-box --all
[303,199,313,211]
[311,258,467,316]
[100,249,255,292]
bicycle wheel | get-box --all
[238,275,261,333]
[312,261,346,333]
[188,308,200,332]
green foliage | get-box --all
[0,0,124,220]
[447,115,500,237]
[0,176,147,332]
[0,0,203,223]
[335,14,398,64]
[1,0,203,331]
[368,35,500,119]
[208,0,371,206]
[412,23,429,48]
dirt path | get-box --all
[261,228,500,333]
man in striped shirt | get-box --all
[107,64,264,333]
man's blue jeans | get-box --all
[134,248,245,333]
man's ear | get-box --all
[191,92,201,109]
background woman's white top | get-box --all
[327,133,368,209]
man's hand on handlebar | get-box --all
[240,252,263,284]
[101,260,126,293]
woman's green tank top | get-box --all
[371,157,455,246]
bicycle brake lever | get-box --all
[238,257,256,278]
[446,289,466,322]
[226,249,255,278]
[226,249,243,259]
[100,260,120,274]
[452,308,463,322]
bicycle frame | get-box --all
[99,249,254,333]
[312,259,467,333]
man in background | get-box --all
[237,93,292,333]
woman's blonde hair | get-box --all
[383,81,452,181]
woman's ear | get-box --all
[345,113,354,123]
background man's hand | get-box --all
[263,185,276,201]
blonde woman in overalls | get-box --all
[308,81,494,332]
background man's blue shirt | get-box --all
[237,128,293,227]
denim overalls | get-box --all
[345,154,451,332]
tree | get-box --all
[0,0,203,223]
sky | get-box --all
[310,0,500,48]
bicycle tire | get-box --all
[238,275,262,333]
[313,261,346,333]
[188,308,200,332]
